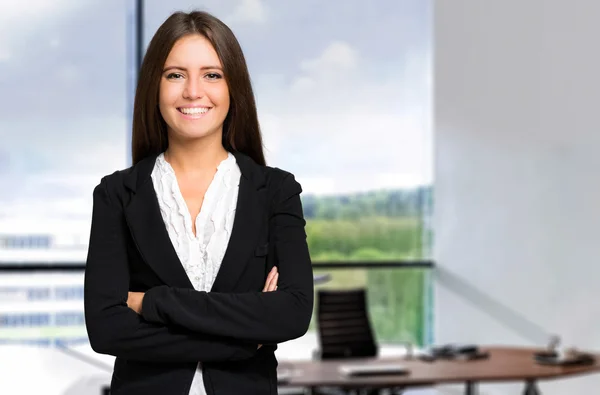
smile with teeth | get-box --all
[178,107,211,115]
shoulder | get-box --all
[93,156,154,203]
[233,151,302,196]
[91,168,129,208]
[100,167,133,187]
[263,166,300,190]
[248,160,302,196]
[260,166,303,205]
[99,164,133,187]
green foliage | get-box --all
[303,188,432,346]
[302,187,432,220]
[366,269,426,344]
[306,217,424,260]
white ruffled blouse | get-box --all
[150,151,240,395]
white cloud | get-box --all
[256,40,432,195]
[290,41,359,94]
[282,40,430,116]
[299,173,426,196]
[289,76,316,94]
[225,0,268,25]
[260,112,432,195]
[0,115,128,224]
[299,177,337,195]
[0,0,83,63]
[0,0,82,31]
[49,37,61,48]
[56,64,83,84]
[258,113,282,163]
[300,41,358,73]
[0,0,71,21]
[0,47,11,62]
[375,173,426,190]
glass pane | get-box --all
[1,1,131,393]
[0,0,130,265]
[0,272,86,345]
[313,268,428,345]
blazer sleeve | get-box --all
[84,177,257,363]
[141,173,314,344]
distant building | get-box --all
[0,216,90,263]
[0,216,90,346]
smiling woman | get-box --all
[131,11,265,167]
[84,10,313,395]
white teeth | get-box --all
[180,107,209,115]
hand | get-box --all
[262,266,278,292]
[258,267,278,349]
[127,292,145,314]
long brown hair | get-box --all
[131,11,265,166]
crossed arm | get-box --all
[126,268,280,349]
[84,173,313,363]
[126,267,279,314]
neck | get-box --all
[164,133,229,176]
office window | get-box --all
[0,0,132,350]
[0,0,130,266]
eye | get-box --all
[205,72,223,81]
[166,72,184,80]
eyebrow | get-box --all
[163,66,223,72]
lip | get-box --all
[177,106,212,120]
[178,105,212,109]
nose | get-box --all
[183,77,205,100]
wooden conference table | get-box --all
[278,347,600,394]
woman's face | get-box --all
[159,34,230,143]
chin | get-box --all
[173,127,221,141]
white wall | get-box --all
[434,0,600,394]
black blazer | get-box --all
[84,151,314,395]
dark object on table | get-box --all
[313,273,332,285]
[339,363,410,377]
[420,344,490,362]
[534,349,596,366]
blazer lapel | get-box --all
[123,155,194,289]
[211,152,267,292]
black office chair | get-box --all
[316,289,378,360]
[314,289,404,395]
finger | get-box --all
[263,271,275,292]
[268,273,278,291]
[268,273,279,292]
[263,267,279,292]
[262,269,274,291]
[266,267,278,285]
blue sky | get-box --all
[0,0,431,222]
